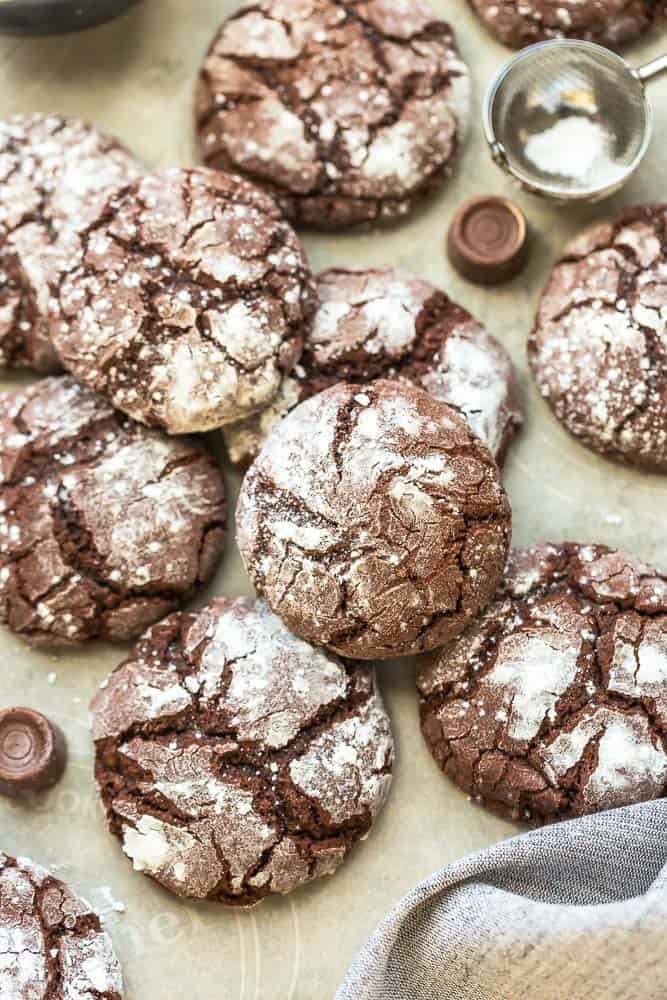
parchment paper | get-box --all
[0,3,666,998]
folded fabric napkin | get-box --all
[336,800,667,1000]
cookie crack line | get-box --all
[0,854,124,1000]
[419,542,667,824]
[50,167,316,434]
[196,1,469,227]
[529,204,667,470]
[90,598,394,904]
[0,376,226,645]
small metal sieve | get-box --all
[483,39,667,202]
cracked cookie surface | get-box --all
[50,167,317,433]
[236,378,512,660]
[223,267,523,470]
[529,205,667,472]
[91,596,394,905]
[0,113,142,373]
[418,542,667,824]
[196,0,470,229]
[469,0,663,48]
[0,376,225,646]
[0,853,123,1000]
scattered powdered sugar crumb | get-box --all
[93,885,126,916]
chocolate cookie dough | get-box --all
[223,267,523,470]
[418,542,667,824]
[196,0,470,229]
[91,597,394,905]
[237,379,512,660]
[50,167,317,434]
[0,376,225,645]
[529,205,667,472]
[468,0,662,49]
[0,854,123,999]
[0,113,142,372]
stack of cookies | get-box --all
[1,0,666,929]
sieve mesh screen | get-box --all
[489,44,649,197]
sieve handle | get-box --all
[636,53,667,83]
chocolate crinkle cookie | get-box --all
[0,853,123,999]
[469,0,663,49]
[418,542,667,824]
[0,376,225,645]
[529,205,667,472]
[196,0,470,229]
[91,596,394,905]
[223,267,523,470]
[237,379,512,660]
[0,113,142,373]
[50,167,317,434]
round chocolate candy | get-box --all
[447,195,528,285]
[0,707,67,796]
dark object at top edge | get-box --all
[0,0,140,36]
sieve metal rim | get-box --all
[482,38,653,201]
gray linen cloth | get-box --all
[336,801,667,1000]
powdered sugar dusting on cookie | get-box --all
[223,267,522,470]
[237,379,511,659]
[91,597,394,905]
[607,618,667,725]
[0,864,47,999]
[421,318,522,458]
[469,0,658,49]
[118,738,278,897]
[312,269,431,361]
[197,0,470,227]
[60,929,124,999]
[0,114,142,373]
[484,630,582,742]
[189,598,349,747]
[0,855,123,1000]
[290,693,394,822]
[0,375,226,646]
[541,707,667,810]
[51,167,316,434]
[529,206,667,470]
[418,542,667,824]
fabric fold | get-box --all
[336,800,667,1000]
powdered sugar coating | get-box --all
[539,706,667,811]
[50,167,316,433]
[196,0,470,228]
[91,597,394,905]
[0,376,225,645]
[0,854,123,1000]
[529,205,667,471]
[237,379,512,660]
[469,0,663,48]
[0,114,142,373]
[290,697,393,823]
[418,542,667,824]
[223,267,523,469]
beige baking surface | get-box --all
[0,2,666,998]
